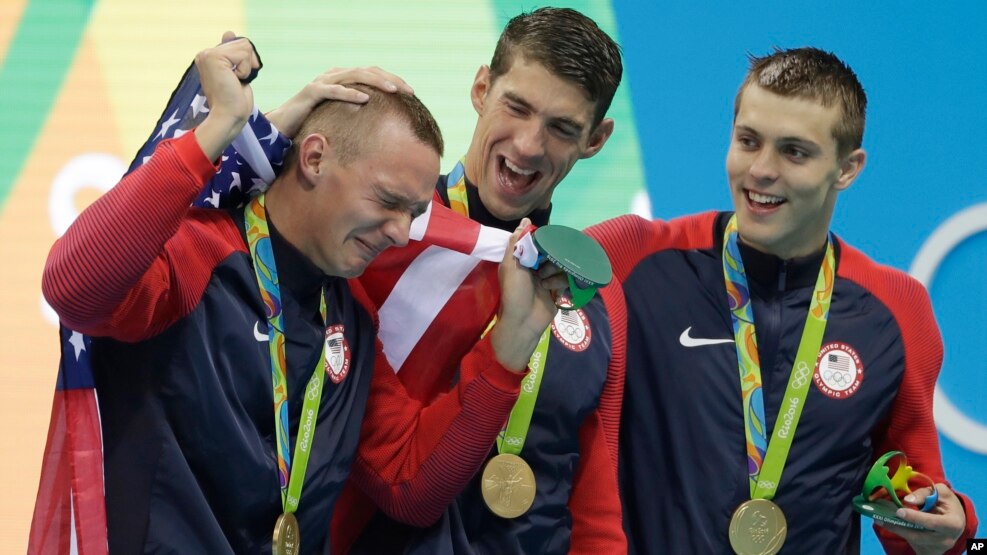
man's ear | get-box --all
[471,65,491,115]
[834,148,866,191]
[579,118,615,160]
[297,133,329,187]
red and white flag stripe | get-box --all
[408,200,512,263]
[382,200,536,372]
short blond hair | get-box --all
[288,84,443,166]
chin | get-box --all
[479,186,530,221]
[500,192,543,220]
[494,205,529,222]
[479,196,520,221]
[340,264,368,279]
[320,259,364,279]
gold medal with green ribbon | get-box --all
[722,215,836,555]
[449,161,590,518]
[245,195,330,555]
[479,323,551,519]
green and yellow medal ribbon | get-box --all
[459,157,553,455]
[722,215,836,500]
[496,326,552,455]
[245,194,328,515]
[445,160,470,217]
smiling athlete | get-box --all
[588,47,979,554]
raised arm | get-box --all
[349,220,567,525]
[42,35,258,339]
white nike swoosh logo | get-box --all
[254,321,269,342]
[679,326,734,347]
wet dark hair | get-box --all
[489,7,622,126]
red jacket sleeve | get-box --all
[566,263,629,553]
[839,243,978,553]
[41,133,232,341]
[568,409,627,554]
[585,212,717,286]
[596,279,627,472]
[349,334,526,526]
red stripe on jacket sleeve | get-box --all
[328,483,376,555]
[585,211,718,284]
[597,280,627,472]
[568,409,627,553]
[42,133,243,341]
[563,254,631,553]
[838,241,978,553]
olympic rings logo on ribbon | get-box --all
[757,480,777,491]
[306,378,320,401]
[791,362,812,390]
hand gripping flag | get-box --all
[28,60,291,555]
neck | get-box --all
[441,170,553,229]
[462,148,481,186]
[738,232,829,261]
[731,231,831,292]
[263,179,310,260]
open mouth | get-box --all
[496,155,541,198]
[745,189,786,212]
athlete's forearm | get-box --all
[42,133,217,332]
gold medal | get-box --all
[272,512,300,555]
[728,499,787,555]
[480,453,537,518]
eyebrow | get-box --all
[735,125,821,151]
[503,91,586,133]
[374,185,430,216]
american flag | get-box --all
[28,328,103,554]
[828,353,850,373]
[30,54,520,554]
[29,59,290,555]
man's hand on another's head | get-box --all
[266,66,414,139]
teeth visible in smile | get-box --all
[749,191,785,204]
[504,159,535,176]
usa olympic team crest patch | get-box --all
[551,303,591,352]
[325,324,351,384]
[813,342,863,400]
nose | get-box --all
[748,148,779,184]
[513,120,546,161]
[381,214,411,248]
